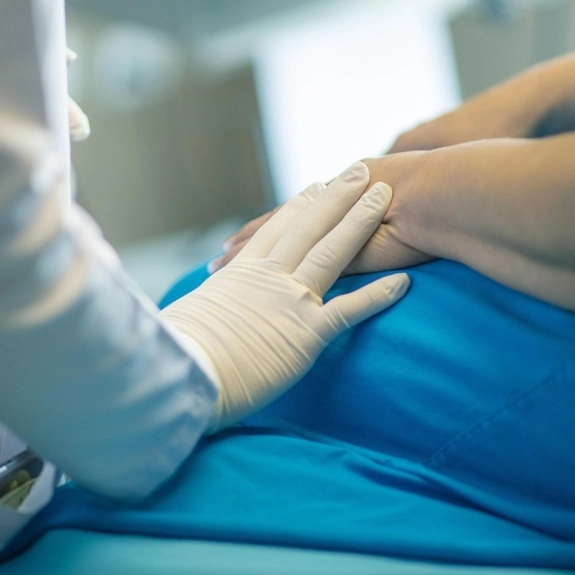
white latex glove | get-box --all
[160,162,410,433]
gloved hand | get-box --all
[160,162,410,433]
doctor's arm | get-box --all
[0,125,407,500]
[0,114,219,501]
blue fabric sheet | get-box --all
[3,260,575,568]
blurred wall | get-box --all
[67,0,575,247]
[451,0,575,98]
[66,3,292,246]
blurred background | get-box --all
[65,0,575,300]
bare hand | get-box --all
[213,152,433,275]
[210,209,280,273]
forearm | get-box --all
[521,53,575,137]
[405,134,575,310]
[0,144,218,499]
[389,52,575,153]
[459,52,575,139]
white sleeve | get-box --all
[0,0,218,504]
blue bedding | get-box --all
[3,260,575,568]
[5,530,575,575]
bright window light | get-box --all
[254,1,461,202]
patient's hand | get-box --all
[212,209,279,273]
[213,152,434,276]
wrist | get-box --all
[385,150,439,257]
[398,141,494,262]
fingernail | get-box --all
[387,272,411,297]
[66,48,78,63]
[207,258,222,274]
[70,114,91,141]
[69,98,91,141]
[339,161,369,183]
[222,236,236,251]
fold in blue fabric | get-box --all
[4,259,575,567]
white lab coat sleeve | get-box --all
[0,0,219,506]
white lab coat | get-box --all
[0,0,218,547]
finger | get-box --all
[293,182,393,295]
[321,273,410,337]
[343,231,433,276]
[266,162,370,272]
[66,47,78,65]
[208,239,249,274]
[223,207,281,251]
[236,181,325,260]
[68,97,91,141]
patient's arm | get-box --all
[361,132,575,311]
[219,135,575,310]
[388,52,575,152]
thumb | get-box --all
[321,273,410,335]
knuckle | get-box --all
[308,244,341,272]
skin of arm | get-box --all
[362,132,575,311]
[389,52,575,152]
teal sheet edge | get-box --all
[2,530,574,575]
